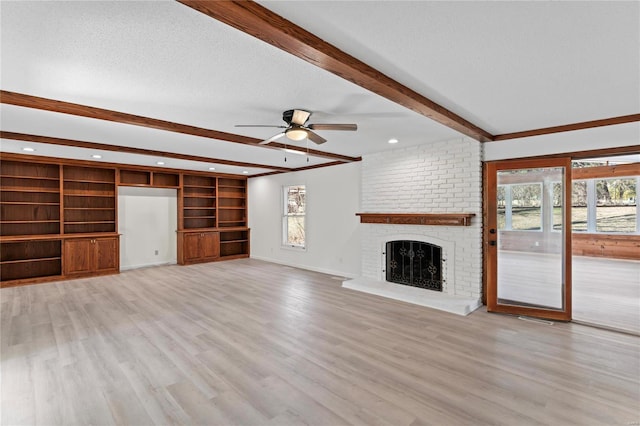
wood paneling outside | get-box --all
[572,233,640,260]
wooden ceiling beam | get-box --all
[177,0,494,142]
[493,114,640,141]
[0,90,361,163]
[0,131,289,171]
[250,161,347,178]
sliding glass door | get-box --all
[486,157,572,320]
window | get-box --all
[497,183,542,231]
[571,166,638,234]
[283,185,306,248]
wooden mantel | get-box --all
[356,213,475,226]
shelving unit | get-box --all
[182,174,217,229]
[119,169,180,188]
[219,228,250,259]
[120,169,150,186]
[153,172,179,188]
[0,160,61,236]
[0,239,62,282]
[1,154,250,285]
[217,177,247,228]
[63,166,116,234]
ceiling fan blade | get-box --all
[291,109,311,126]
[306,130,327,145]
[235,125,287,128]
[259,132,286,145]
[308,123,357,131]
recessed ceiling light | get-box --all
[91,154,102,159]
[156,161,165,165]
[208,167,216,171]
[242,171,249,174]
[22,147,35,152]
[388,138,399,144]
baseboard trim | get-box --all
[250,255,358,279]
[120,260,177,271]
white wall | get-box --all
[118,187,177,270]
[248,161,361,278]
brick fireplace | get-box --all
[342,137,483,315]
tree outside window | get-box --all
[283,185,306,248]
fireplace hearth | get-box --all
[385,240,443,291]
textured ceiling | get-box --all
[1,1,638,174]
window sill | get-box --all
[281,244,306,252]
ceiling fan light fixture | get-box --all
[286,128,308,141]
[283,148,305,155]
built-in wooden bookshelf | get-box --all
[217,177,247,228]
[1,153,249,285]
[0,239,62,282]
[63,165,116,234]
[182,174,217,229]
[0,160,61,236]
[120,169,150,186]
[177,175,249,264]
[219,228,250,259]
[119,169,180,188]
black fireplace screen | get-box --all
[385,240,443,291]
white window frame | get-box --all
[282,185,306,250]
[572,175,639,235]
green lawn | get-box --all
[497,206,636,232]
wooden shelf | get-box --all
[119,169,150,186]
[217,193,245,199]
[1,220,59,224]
[184,184,217,189]
[184,194,216,200]
[1,256,62,265]
[64,221,116,225]
[1,167,61,239]
[2,202,60,206]
[64,193,115,198]
[64,178,115,184]
[62,165,117,235]
[1,175,59,181]
[1,187,59,193]
[356,213,476,226]
[64,207,113,210]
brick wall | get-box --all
[360,137,483,299]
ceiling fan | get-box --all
[236,109,357,145]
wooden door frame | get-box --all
[484,157,572,321]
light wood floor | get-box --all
[2,259,639,425]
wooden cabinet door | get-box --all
[95,237,118,273]
[201,232,220,260]
[183,233,202,262]
[64,239,93,275]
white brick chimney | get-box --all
[343,137,483,315]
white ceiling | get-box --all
[1,1,638,174]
